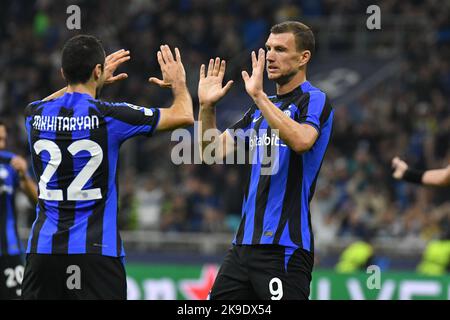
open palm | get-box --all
[242,49,265,98]
[198,58,233,108]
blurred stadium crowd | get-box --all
[0,0,449,250]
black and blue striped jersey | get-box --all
[24,92,160,257]
[0,150,23,256]
[227,81,333,254]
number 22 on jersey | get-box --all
[33,139,103,201]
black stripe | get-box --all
[0,193,8,254]
[235,211,246,245]
[251,116,271,244]
[319,97,332,126]
[51,107,76,253]
[116,159,121,257]
[86,103,108,254]
[28,106,46,253]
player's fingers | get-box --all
[258,48,265,70]
[175,47,182,63]
[110,73,128,82]
[207,59,214,76]
[222,80,234,94]
[161,45,174,63]
[148,77,171,88]
[105,49,123,62]
[241,70,250,82]
[218,60,226,79]
[251,51,257,70]
[106,49,126,63]
[200,64,206,79]
[391,157,400,168]
[157,51,165,65]
[213,57,221,77]
[110,56,131,69]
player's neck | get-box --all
[66,83,97,98]
[276,71,307,96]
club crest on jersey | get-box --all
[126,104,153,116]
[283,110,291,118]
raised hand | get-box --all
[149,45,186,89]
[104,49,130,84]
[242,48,265,99]
[198,57,234,108]
[392,157,408,179]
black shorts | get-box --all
[210,245,313,300]
[0,255,24,300]
[22,254,127,300]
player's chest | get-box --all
[250,103,298,130]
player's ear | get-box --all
[60,68,66,81]
[298,50,311,68]
[93,64,103,81]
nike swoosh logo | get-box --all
[252,116,263,123]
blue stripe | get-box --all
[300,110,334,251]
[5,192,20,254]
[279,221,296,248]
[284,247,295,272]
[105,117,151,142]
[305,91,326,128]
[102,131,120,256]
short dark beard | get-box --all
[273,69,297,86]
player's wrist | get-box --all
[18,171,27,180]
[251,91,267,102]
[403,168,424,184]
[171,80,187,93]
[199,101,216,110]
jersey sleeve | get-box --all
[100,102,160,141]
[296,91,330,134]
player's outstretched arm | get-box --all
[149,45,194,131]
[242,49,318,153]
[392,156,450,187]
[43,49,131,101]
[198,57,234,162]
[10,156,38,204]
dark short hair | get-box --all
[61,35,106,84]
[0,119,5,128]
[270,21,315,56]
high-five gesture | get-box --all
[198,58,234,108]
[104,49,131,84]
[149,45,186,89]
[242,48,265,99]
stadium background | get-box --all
[0,0,449,299]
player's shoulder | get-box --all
[304,82,327,98]
[94,100,156,116]
[25,99,49,116]
[299,82,331,109]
